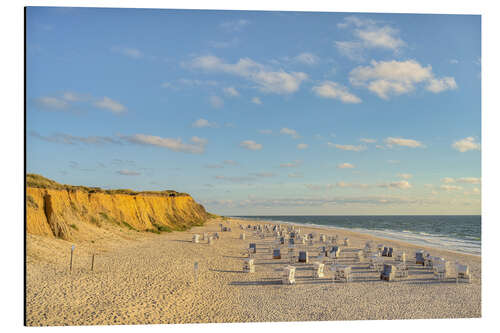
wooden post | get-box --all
[91,253,95,271]
[70,245,75,272]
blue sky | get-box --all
[26,7,481,215]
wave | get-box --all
[231,216,481,256]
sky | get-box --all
[26,7,481,215]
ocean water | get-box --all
[234,215,481,256]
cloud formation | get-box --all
[335,16,406,60]
[280,160,302,168]
[240,140,262,151]
[297,143,308,150]
[312,81,361,103]
[192,118,217,128]
[223,87,240,97]
[337,162,355,169]
[452,137,480,152]
[251,97,262,105]
[384,137,424,148]
[122,134,207,154]
[188,55,308,94]
[280,127,300,139]
[349,60,457,99]
[116,169,141,176]
[327,142,367,152]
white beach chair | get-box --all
[433,260,452,281]
[273,248,282,259]
[320,234,326,243]
[282,266,296,285]
[332,265,352,283]
[240,233,246,240]
[207,236,214,245]
[456,263,472,283]
[243,258,255,273]
[395,262,408,279]
[369,254,384,272]
[192,234,200,243]
[313,262,325,278]
[381,264,396,281]
[356,250,364,263]
[396,251,406,263]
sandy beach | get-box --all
[25,217,481,326]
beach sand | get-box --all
[25,217,481,326]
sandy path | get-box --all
[26,218,481,326]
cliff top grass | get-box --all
[26,173,189,197]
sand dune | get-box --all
[26,218,481,326]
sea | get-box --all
[233,215,481,256]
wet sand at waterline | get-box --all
[26,218,481,326]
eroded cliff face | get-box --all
[26,179,209,241]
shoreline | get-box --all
[231,216,481,258]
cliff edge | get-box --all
[26,174,210,241]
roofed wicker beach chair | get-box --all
[382,247,389,256]
[249,243,257,253]
[214,232,220,240]
[288,238,295,246]
[330,246,341,259]
[273,248,281,259]
[332,265,352,283]
[396,262,408,279]
[416,250,425,265]
[356,250,364,263]
[240,233,246,240]
[343,238,350,247]
[313,262,325,278]
[456,263,472,283]
[387,247,394,257]
[377,244,385,254]
[380,263,396,281]
[279,237,285,245]
[282,266,296,285]
[243,258,255,273]
[369,254,384,272]
[298,251,309,263]
[192,234,200,243]
[433,260,452,281]
[396,251,406,263]
[208,236,214,245]
[320,234,327,243]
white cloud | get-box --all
[450,59,459,64]
[383,180,412,189]
[359,138,376,143]
[294,52,319,65]
[223,87,240,97]
[288,172,303,178]
[111,46,143,59]
[240,140,262,151]
[192,118,217,128]
[258,129,272,134]
[384,137,424,148]
[457,177,481,184]
[220,19,250,31]
[188,55,308,94]
[312,81,361,104]
[280,127,300,139]
[93,97,126,114]
[249,172,276,178]
[223,160,238,166]
[426,77,458,93]
[349,60,457,99]
[440,184,463,192]
[30,131,121,145]
[116,169,141,176]
[280,160,302,168]
[397,173,412,179]
[122,134,207,154]
[441,177,456,184]
[209,95,224,109]
[35,96,69,110]
[452,137,481,152]
[337,162,355,169]
[327,142,367,152]
[335,16,406,59]
[251,97,262,105]
[297,143,308,150]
